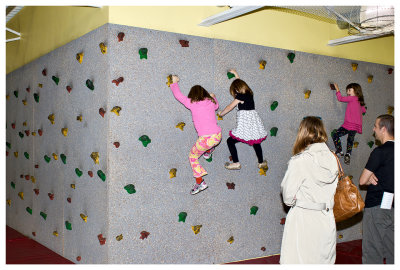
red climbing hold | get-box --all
[26,87,30,93]
[99,108,106,118]
[280,218,286,225]
[226,182,235,190]
[34,189,39,195]
[6,151,8,156]
[32,232,36,236]
[113,142,120,148]
[112,77,124,86]
[179,40,189,47]
[38,129,43,136]
[88,171,93,177]
[76,256,81,262]
[67,197,72,203]
[25,175,30,181]
[35,164,39,168]
[11,123,15,129]
[261,247,266,252]
[42,69,47,76]
[25,130,30,136]
[98,234,106,245]
[66,86,72,93]
[48,193,54,200]
[20,174,24,178]
[117,32,125,42]
[140,231,150,240]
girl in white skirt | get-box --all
[218,70,267,170]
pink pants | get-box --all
[189,132,222,178]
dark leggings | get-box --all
[332,127,357,155]
[227,137,263,163]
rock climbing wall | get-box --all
[6,23,394,264]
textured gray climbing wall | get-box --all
[6,23,394,264]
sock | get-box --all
[196,177,203,184]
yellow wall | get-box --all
[6,6,394,74]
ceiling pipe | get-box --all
[198,6,264,26]
[6,6,24,23]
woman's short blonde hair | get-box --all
[292,116,328,155]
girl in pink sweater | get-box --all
[332,83,366,165]
[169,75,222,195]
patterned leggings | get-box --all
[189,132,222,178]
[332,127,357,155]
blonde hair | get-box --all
[229,79,253,98]
[292,116,328,155]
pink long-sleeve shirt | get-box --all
[336,91,366,134]
[170,83,221,136]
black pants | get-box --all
[332,127,357,155]
[227,137,263,163]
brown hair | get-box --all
[292,116,328,155]
[188,85,216,104]
[346,83,365,106]
[229,79,253,98]
[377,114,394,137]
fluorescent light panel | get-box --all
[198,6,264,26]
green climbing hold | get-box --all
[178,212,187,223]
[52,76,60,85]
[75,168,83,177]
[227,72,235,79]
[19,132,24,138]
[65,221,72,230]
[97,170,106,181]
[60,154,67,164]
[24,152,29,159]
[270,101,278,111]
[367,141,374,148]
[205,156,213,162]
[26,207,33,215]
[250,206,259,215]
[139,48,148,59]
[34,93,39,103]
[270,127,278,137]
[14,90,18,98]
[124,184,136,194]
[40,211,47,220]
[139,135,151,147]
[86,79,94,90]
[44,155,51,163]
[11,182,15,189]
[287,52,295,63]
[331,129,337,138]
[6,142,11,149]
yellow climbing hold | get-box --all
[71,184,76,189]
[53,231,59,237]
[304,90,311,99]
[259,167,268,176]
[387,106,394,115]
[259,60,266,70]
[368,75,373,83]
[169,168,177,179]
[77,115,83,122]
[351,63,358,71]
[353,142,359,148]
[23,121,27,126]
[38,83,43,88]
[176,122,185,131]
[6,94,10,100]
[111,106,121,116]
[338,234,343,239]
[52,153,58,160]
[76,52,84,64]
[32,131,36,136]
[7,199,11,206]
[227,236,234,244]
[48,114,55,124]
[61,128,68,136]
[116,234,123,241]
[14,152,18,158]
[18,192,24,200]
[217,113,223,120]
[22,99,27,105]
[192,225,202,235]
[31,176,36,183]
[99,43,107,54]
[80,213,88,222]
[166,75,173,87]
[91,152,99,164]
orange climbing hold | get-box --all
[304,90,311,99]
[352,63,358,71]
[112,77,124,86]
[99,108,106,118]
[259,60,266,70]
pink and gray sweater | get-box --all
[336,91,366,134]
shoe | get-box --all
[203,151,212,160]
[258,160,268,169]
[224,162,241,170]
[335,150,344,157]
[344,154,351,165]
[190,181,208,195]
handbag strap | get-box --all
[331,151,344,179]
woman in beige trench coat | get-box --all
[280,117,339,264]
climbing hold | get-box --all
[48,114,55,124]
[18,192,24,200]
[26,207,33,215]
[77,115,82,122]
[38,129,43,136]
[250,206,259,215]
[351,63,358,71]
[99,42,107,54]
[113,142,120,148]
[32,131,36,136]
[98,234,106,245]
[227,236,234,244]
[330,84,336,90]
[259,167,267,176]
[88,171,93,177]
[338,234,343,239]
[227,72,235,79]
[259,60,266,70]
[91,152,99,164]
[139,48,148,59]
[304,90,311,99]
[31,176,36,183]
[24,152,29,159]
[287,52,295,63]
[270,101,278,111]
[32,232,36,236]
[116,234,123,241]
[112,77,124,86]
[192,225,202,235]
[7,200,11,206]
[140,231,150,240]
[48,193,54,200]
[34,189,39,195]
[117,32,125,42]
[60,154,67,164]
[280,218,286,225]
[19,132,24,138]
[11,123,15,129]
[53,231,58,237]
[86,79,94,90]
[52,153,58,160]
[35,164,39,168]
[217,114,223,120]
[178,212,187,222]
[42,69,47,76]
[261,247,266,252]
[11,182,15,189]
[6,142,11,149]
[387,106,394,115]
[169,168,177,179]
[353,142,359,148]
[166,75,173,87]
[65,221,72,230]
[388,68,393,74]
[139,135,151,147]
[14,90,18,98]
[76,256,81,262]
[111,106,121,116]
[367,141,374,148]
[34,93,39,103]
[76,52,84,64]
[22,99,27,105]
[270,127,278,137]
[6,94,10,100]
[52,76,60,85]
[179,40,189,47]
[97,170,106,181]
[40,211,47,220]
[26,87,30,93]
[226,182,235,190]
[23,121,27,126]
[44,155,51,163]
[331,129,337,138]
[80,213,87,222]
[61,128,68,136]
[70,184,75,189]
[205,155,213,162]
[75,168,83,177]
[99,108,106,118]
[25,175,30,181]
[66,86,72,93]
[14,152,18,158]
[124,184,136,194]
[25,130,30,136]
[38,83,43,88]
[67,197,71,203]
[349,175,353,180]
[6,151,8,156]
[367,75,373,83]
[176,122,185,131]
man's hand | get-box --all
[368,173,379,185]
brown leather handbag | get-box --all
[332,153,365,222]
